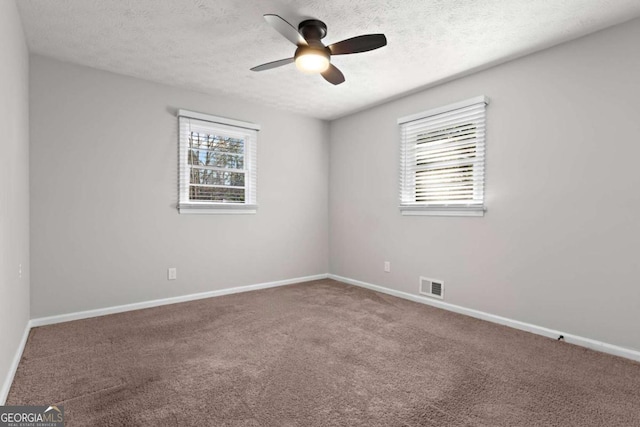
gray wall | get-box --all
[329,18,640,351]
[30,56,329,318]
[0,0,30,401]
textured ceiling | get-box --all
[16,0,640,120]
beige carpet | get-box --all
[8,279,640,426]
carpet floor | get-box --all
[7,279,640,426]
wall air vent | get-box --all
[419,277,444,299]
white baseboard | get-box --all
[0,322,31,405]
[30,274,329,328]
[329,274,640,363]
[3,274,327,403]
[5,271,638,404]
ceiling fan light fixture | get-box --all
[294,47,330,74]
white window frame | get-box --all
[398,96,488,217]
[177,109,260,215]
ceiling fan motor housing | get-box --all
[298,19,328,40]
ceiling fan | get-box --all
[250,14,387,85]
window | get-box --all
[398,96,488,216]
[178,110,259,214]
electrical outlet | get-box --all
[384,261,391,273]
[167,268,177,280]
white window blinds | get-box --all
[178,110,259,214]
[398,96,488,216]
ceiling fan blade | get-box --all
[250,58,294,72]
[264,14,308,46]
[321,64,345,85]
[328,34,387,55]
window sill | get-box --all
[400,206,485,217]
[178,203,257,215]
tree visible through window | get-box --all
[178,110,259,214]
[188,132,246,203]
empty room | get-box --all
[1,0,639,425]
